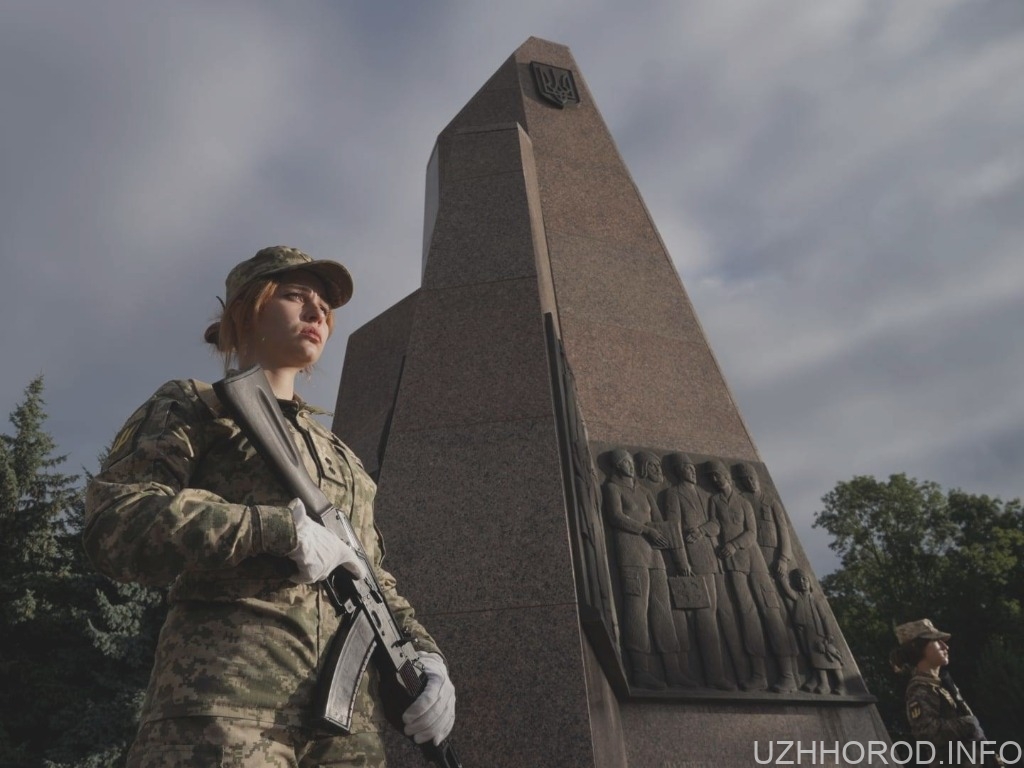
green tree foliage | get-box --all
[814,474,1024,741]
[42,473,166,768]
[0,378,165,767]
[0,377,82,766]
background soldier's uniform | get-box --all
[905,671,986,767]
[85,379,442,767]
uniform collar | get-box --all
[278,395,333,419]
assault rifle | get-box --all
[214,366,461,768]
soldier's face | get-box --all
[644,461,663,482]
[248,272,331,371]
[683,463,696,484]
[922,640,950,668]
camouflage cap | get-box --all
[205,246,353,344]
[894,618,951,646]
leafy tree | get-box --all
[0,378,165,767]
[815,474,1024,741]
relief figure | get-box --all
[601,449,687,689]
[708,461,799,693]
[779,569,846,695]
[661,453,735,690]
[736,462,793,578]
[637,452,697,688]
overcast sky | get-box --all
[2,1,1021,578]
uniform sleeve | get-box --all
[84,381,297,587]
[906,682,981,741]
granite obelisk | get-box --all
[334,37,890,767]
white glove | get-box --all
[287,499,365,583]
[402,652,456,745]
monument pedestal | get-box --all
[334,37,889,767]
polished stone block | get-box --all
[389,278,554,434]
[559,314,759,460]
[380,604,596,768]
[332,292,418,476]
[422,162,539,290]
[545,229,703,341]
[372,417,576,616]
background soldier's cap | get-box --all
[894,618,951,645]
[204,246,353,344]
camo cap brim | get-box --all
[226,246,353,308]
[894,618,951,646]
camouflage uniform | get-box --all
[905,671,986,766]
[85,379,442,766]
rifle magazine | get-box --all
[317,608,377,733]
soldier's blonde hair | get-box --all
[211,276,335,373]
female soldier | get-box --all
[84,246,455,767]
[891,619,990,766]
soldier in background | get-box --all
[891,619,998,767]
[84,247,455,767]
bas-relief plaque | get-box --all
[546,316,869,703]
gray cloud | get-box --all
[2,0,1021,579]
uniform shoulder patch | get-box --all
[103,381,189,468]
[908,701,922,719]
[107,415,142,463]
[104,397,163,468]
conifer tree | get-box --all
[0,378,166,767]
[42,472,165,768]
[0,376,82,765]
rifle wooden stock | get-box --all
[214,366,462,768]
